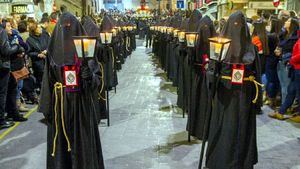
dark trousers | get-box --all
[265,56,280,98]
[6,73,18,117]
[279,70,300,114]
[0,69,10,121]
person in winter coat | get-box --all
[264,17,281,108]
[288,31,300,122]
[27,21,50,91]
[3,20,28,122]
[269,18,299,120]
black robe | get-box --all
[39,12,105,169]
[205,11,260,169]
[99,16,118,89]
[188,16,215,140]
[82,16,107,121]
[185,10,202,124]
[176,18,189,111]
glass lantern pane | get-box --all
[209,42,220,61]
[100,33,106,44]
[83,39,96,58]
[221,43,230,61]
[178,32,185,42]
[186,34,196,47]
[106,33,113,44]
[73,39,83,58]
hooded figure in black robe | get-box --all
[99,15,118,89]
[82,16,107,121]
[184,10,202,128]
[168,15,182,86]
[188,16,215,140]
[204,11,261,169]
[176,18,189,111]
[39,12,105,169]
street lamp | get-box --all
[208,37,231,62]
[185,32,198,47]
[178,31,186,42]
[73,36,97,59]
[100,32,113,45]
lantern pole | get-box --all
[105,41,110,127]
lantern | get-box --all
[128,26,133,31]
[167,27,174,34]
[208,37,231,62]
[150,26,155,31]
[173,29,179,37]
[163,27,168,33]
[99,32,113,45]
[112,28,117,37]
[73,36,97,58]
[185,32,199,47]
[178,31,186,42]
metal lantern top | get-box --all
[99,32,113,45]
[208,37,232,62]
[73,36,97,58]
[178,31,186,43]
[185,32,199,47]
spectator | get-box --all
[27,21,49,92]
[269,17,299,120]
[265,17,281,108]
[288,32,300,122]
[0,20,23,129]
[48,12,57,35]
[2,20,27,122]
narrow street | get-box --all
[0,39,300,169]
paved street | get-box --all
[0,40,300,169]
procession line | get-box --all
[0,106,38,141]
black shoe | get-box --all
[7,114,28,122]
[0,120,14,130]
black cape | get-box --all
[99,15,118,89]
[39,12,105,169]
[82,15,107,121]
[205,11,260,169]
[188,16,215,140]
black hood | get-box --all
[82,16,100,37]
[100,15,114,32]
[48,12,86,66]
[188,10,202,32]
[222,11,256,64]
[180,18,189,31]
[196,16,215,52]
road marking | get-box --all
[0,106,38,141]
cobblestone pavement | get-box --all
[0,40,300,169]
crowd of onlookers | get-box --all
[0,11,60,129]
[241,10,300,122]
